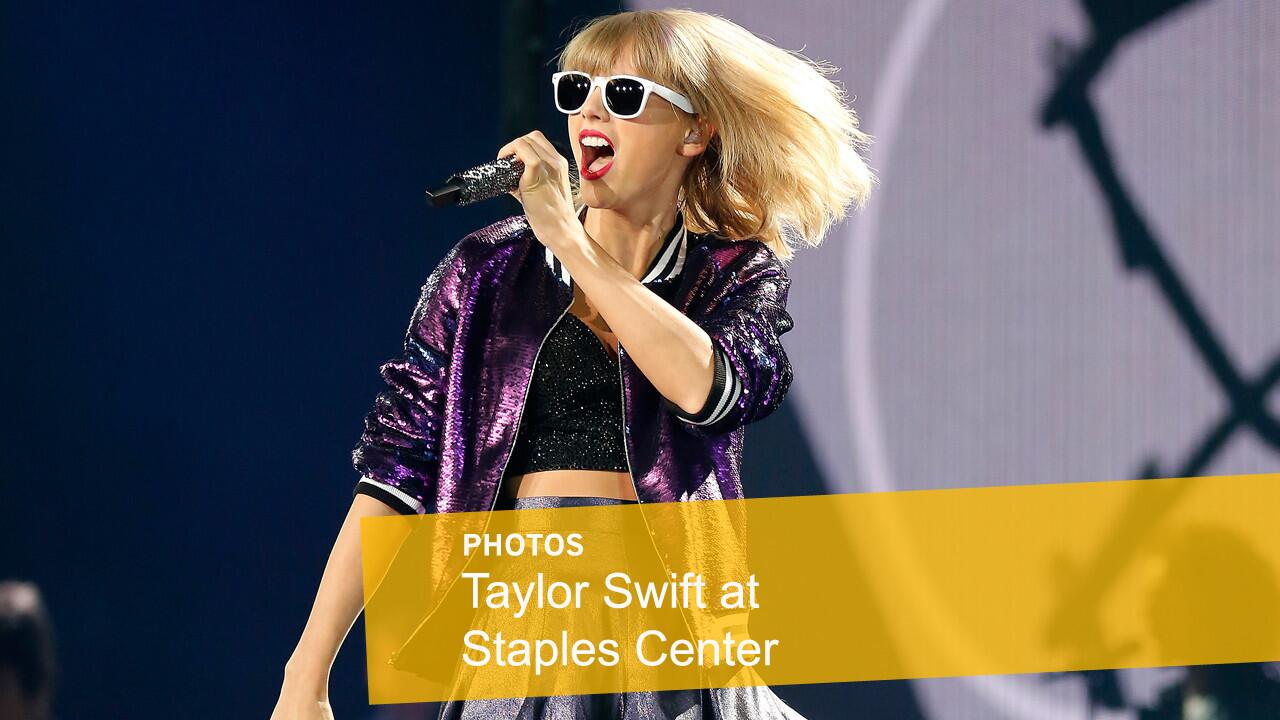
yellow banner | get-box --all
[361,473,1280,704]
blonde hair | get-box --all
[558,8,877,263]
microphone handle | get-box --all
[425,143,580,208]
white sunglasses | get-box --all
[551,71,698,119]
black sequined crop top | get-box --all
[503,312,629,477]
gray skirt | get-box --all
[436,495,806,720]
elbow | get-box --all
[663,342,739,427]
[673,389,711,418]
[667,368,715,417]
[673,338,722,415]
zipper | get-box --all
[618,344,707,696]
[616,345,643,504]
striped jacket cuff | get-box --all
[353,477,426,515]
[663,345,742,427]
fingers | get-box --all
[495,136,527,162]
[498,132,570,176]
[522,132,572,197]
[494,138,532,199]
[496,131,572,199]
[524,131,570,173]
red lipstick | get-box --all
[578,128,616,180]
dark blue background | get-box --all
[0,3,912,718]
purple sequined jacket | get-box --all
[350,209,793,515]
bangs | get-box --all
[557,13,690,94]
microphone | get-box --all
[425,141,580,208]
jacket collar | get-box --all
[544,206,688,288]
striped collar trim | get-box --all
[544,206,688,287]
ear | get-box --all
[678,118,715,158]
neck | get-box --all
[581,197,681,281]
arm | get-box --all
[494,131,724,418]
[495,130,790,431]
[553,222,793,434]
[272,494,398,718]
[273,242,466,716]
[551,221,721,415]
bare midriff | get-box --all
[504,469,638,501]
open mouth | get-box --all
[579,131,616,179]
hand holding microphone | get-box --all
[425,133,580,208]
[427,131,585,251]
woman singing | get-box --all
[272,8,873,720]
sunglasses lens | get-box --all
[604,78,646,117]
[556,73,592,112]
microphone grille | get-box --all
[454,141,580,207]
